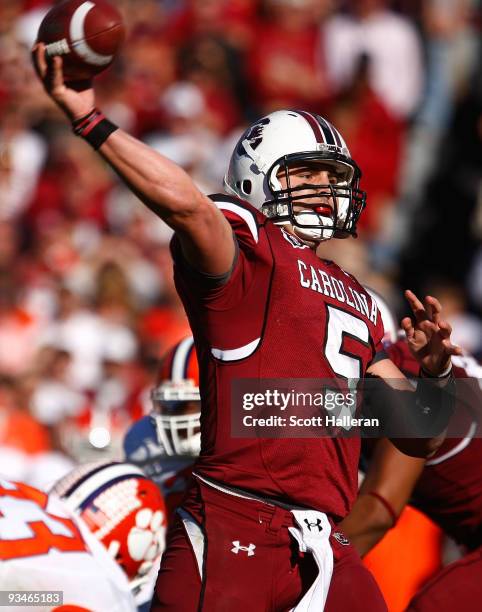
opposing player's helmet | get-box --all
[52,461,167,592]
[123,415,194,490]
[224,110,366,241]
[151,337,201,457]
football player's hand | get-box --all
[31,43,95,121]
[401,289,463,376]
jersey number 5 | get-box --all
[325,305,370,378]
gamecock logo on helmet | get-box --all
[237,118,271,156]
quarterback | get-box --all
[33,46,461,611]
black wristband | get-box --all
[413,372,456,437]
[72,108,118,150]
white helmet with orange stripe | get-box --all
[150,337,201,457]
[224,110,366,242]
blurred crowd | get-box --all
[0,0,481,485]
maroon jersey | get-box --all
[171,195,385,521]
[387,339,482,549]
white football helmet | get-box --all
[52,461,167,594]
[150,337,201,457]
[224,110,366,242]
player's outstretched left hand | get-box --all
[401,289,463,376]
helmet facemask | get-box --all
[151,382,201,457]
[261,152,366,242]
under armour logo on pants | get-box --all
[231,540,256,556]
[304,518,323,532]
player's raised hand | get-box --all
[31,43,95,121]
[401,289,463,376]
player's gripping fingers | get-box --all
[32,43,63,95]
[49,56,66,93]
[31,43,47,81]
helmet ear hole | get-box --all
[241,180,252,195]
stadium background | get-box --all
[0,1,481,609]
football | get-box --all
[37,0,125,82]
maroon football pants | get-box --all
[407,545,482,612]
[151,479,387,611]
